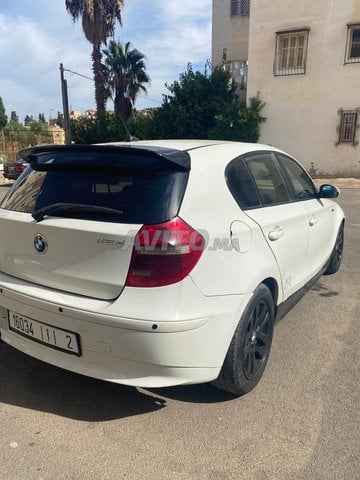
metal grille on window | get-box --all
[231,0,250,16]
[339,111,358,143]
[224,60,248,90]
[345,25,360,64]
[274,29,309,76]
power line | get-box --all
[138,95,163,104]
[63,67,163,104]
[63,68,93,82]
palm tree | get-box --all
[65,0,123,114]
[103,40,150,123]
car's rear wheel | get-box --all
[212,284,274,396]
[324,224,344,275]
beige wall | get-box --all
[247,0,360,176]
[49,126,65,145]
[212,0,250,65]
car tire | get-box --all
[212,284,274,396]
[324,224,344,275]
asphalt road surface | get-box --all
[0,186,359,480]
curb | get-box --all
[314,179,360,189]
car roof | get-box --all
[103,139,228,151]
[102,139,284,155]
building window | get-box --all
[231,0,250,17]
[224,60,248,90]
[274,29,310,76]
[339,110,358,143]
[345,24,360,63]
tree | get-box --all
[209,93,266,142]
[150,65,236,139]
[150,65,265,142]
[0,96,7,128]
[56,111,64,128]
[10,111,19,124]
[38,113,46,123]
[129,109,157,139]
[24,115,32,125]
[103,40,150,123]
[29,120,48,132]
[65,0,124,114]
[71,113,126,143]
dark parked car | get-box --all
[3,159,29,180]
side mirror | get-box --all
[318,184,340,199]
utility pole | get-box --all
[1,129,6,159]
[60,63,71,144]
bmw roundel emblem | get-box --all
[34,234,48,254]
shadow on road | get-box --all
[149,384,236,404]
[0,342,235,421]
[0,342,167,421]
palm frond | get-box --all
[65,0,124,113]
[65,0,85,21]
[102,40,150,121]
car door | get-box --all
[275,153,336,279]
[242,152,310,301]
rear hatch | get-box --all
[0,145,190,300]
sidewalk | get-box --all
[314,178,360,189]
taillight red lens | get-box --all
[15,165,25,173]
[126,217,205,287]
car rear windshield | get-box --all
[0,149,190,224]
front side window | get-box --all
[245,153,290,206]
[276,154,317,201]
[345,24,360,63]
[231,0,250,17]
[274,29,309,76]
[339,109,358,143]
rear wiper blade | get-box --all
[32,203,124,222]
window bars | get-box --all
[231,0,250,17]
[274,29,310,76]
[345,24,360,64]
[339,110,358,143]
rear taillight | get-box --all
[15,165,26,173]
[126,217,205,287]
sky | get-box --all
[0,0,212,122]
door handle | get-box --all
[309,216,318,226]
[268,228,284,241]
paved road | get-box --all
[0,187,359,480]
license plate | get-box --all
[8,311,81,356]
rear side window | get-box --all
[0,150,189,224]
[245,153,290,206]
[226,157,261,209]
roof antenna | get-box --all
[118,112,139,142]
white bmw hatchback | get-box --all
[0,140,344,396]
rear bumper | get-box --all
[0,326,220,387]
[0,273,252,387]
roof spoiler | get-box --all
[19,144,191,172]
